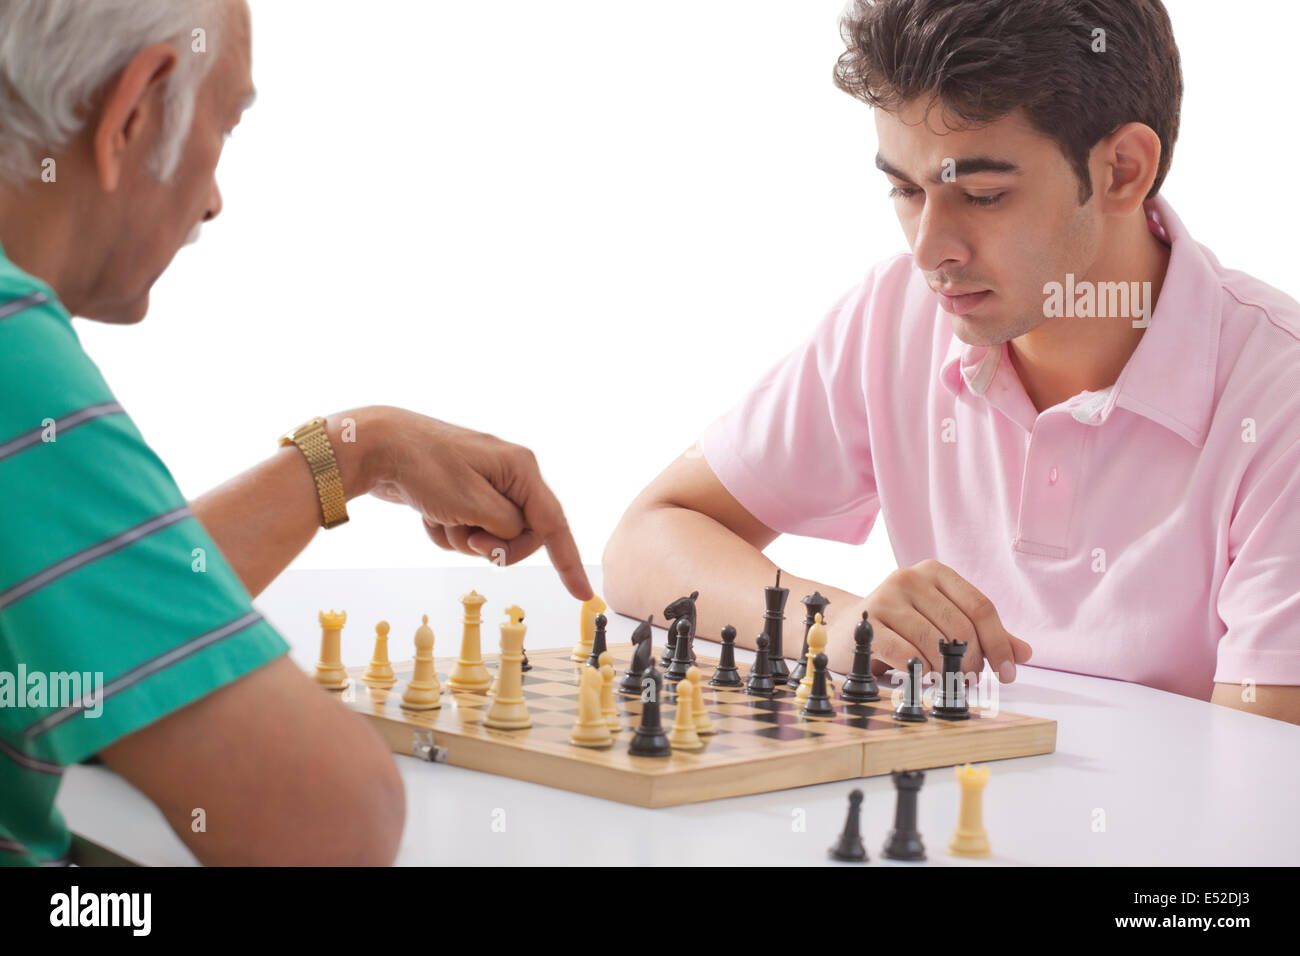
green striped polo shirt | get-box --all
[0,243,288,866]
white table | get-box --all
[56,566,1300,865]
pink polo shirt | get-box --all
[700,195,1300,701]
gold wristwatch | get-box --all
[279,417,350,529]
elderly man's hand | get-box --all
[350,405,593,601]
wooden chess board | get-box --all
[335,643,1056,808]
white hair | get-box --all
[0,0,225,184]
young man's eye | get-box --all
[888,186,1005,207]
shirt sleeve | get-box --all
[1213,432,1300,687]
[0,306,288,769]
[698,270,880,545]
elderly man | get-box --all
[0,0,590,866]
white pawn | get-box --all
[686,665,715,735]
[362,621,396,688]
[599,651,621,733]
[667,676,703,751]
[797,614,828,706]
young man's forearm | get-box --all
[187,409,382,600]
[602,504,863,672]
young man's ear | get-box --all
[1092,121,1163,216]
[92,43,179,192]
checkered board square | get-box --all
[337,643,1056,808]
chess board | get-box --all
[335,643,1056,808]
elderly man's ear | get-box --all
[92,43,178,192]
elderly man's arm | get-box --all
[189,404,592,601]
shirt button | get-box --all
[1049,467,1059,484]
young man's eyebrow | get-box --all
[875,153,1023,184]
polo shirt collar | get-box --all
[939,194,1219,447]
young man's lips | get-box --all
[936,289,992,315]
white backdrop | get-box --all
[75,0,1300,598]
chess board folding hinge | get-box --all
[412,729,448,763]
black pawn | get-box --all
[828,790,868,862]
[881,770,926,861]
[789,591,830,688]
[709,625,743,687]
[800,653,835,717]
[892,657,928,722]
[839,611,879,702]
[586,613,609,669]
[627,664,671,757]
[665,618,693,682]
[745,634,776,696]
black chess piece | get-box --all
[839,611,879,702]
[586,613,609,670]
[763,570,791,682]
[618,615,654,695]
[709,625,743,687]
[627,664,671,757]
[800,653,836,717]
[931,638,971,720]
[745,634,776,696]
[661,590,699,668]
[789,591,830,688]
[881,770,926,861]
[665,618,694,682]
[892,657,928,722]
[521,650,531,672]
[828,790,868,862]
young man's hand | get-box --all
[839,559,1032,681]
[348,405,592,601]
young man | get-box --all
[603,0,1300,723]
[0,0,590,866]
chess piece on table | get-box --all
[572,594,607,663]
[762,569,791,682]
[839,611,880,703]
[882,769,926,861]
[314,609,349,690]
[685,665,715,735]
[932,638,971,720]
[598,651,621,733]
[948,764,991,857]
[586,613,609,670]
[401,615,442,711]
[665,618,694,682]
[795,613,829,705]
[446,591,491,691]
[789,591,830,688]
[628,664,671,757]
[829,789,868,863]
[361,620,396,688]
[660,590,700,668]
[745,634,776,696]
[893,657,928,722]
[618,616,655,695]
[800,653,836,718]
[570,665,612,748]
[667,675,703,751]
[709,625,743,687]
[483,606,532,729]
